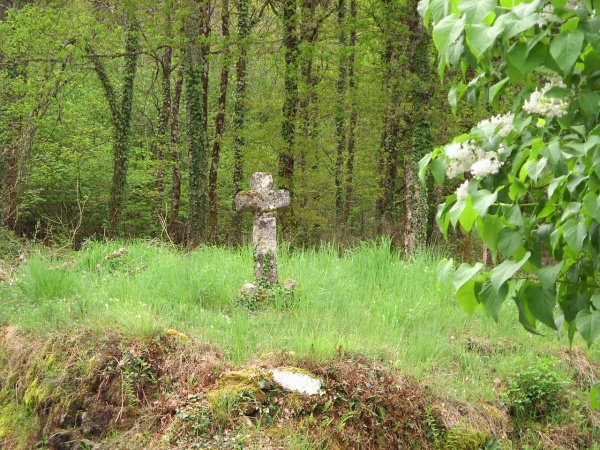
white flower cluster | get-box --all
[445,140,503,181]
[477,113,514,137]
[538,1,585,27]
[456,180,469,199]
[523,82,568,118]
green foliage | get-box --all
[17,254,79,302]
[503,358,569,421]
[420,0,600,348]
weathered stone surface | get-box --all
[235,172,290,285]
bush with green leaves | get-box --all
[419,0,600,342]
[503,358,569,421]
[419,0,600,406]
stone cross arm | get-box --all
[235,172,290,213]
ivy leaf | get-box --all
[454,279,480,315]
[549,30,585,77]
[490,251,530,292]
[575,309,600,347]
[478,277,510,322]
[523,283,557,330]
[562,219,587,253]
[452,262,484,291]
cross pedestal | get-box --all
[235,172,290,285]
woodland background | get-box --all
[0,0,488,250]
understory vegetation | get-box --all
[1,238,598,449]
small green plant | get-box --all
[504,358,569,421]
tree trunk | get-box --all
[169,66,184,243]
[334,0,348,226]
[90,14,140,237]
[403,0,433,255]
[152,44,173,227]
[185,1,210,247]
[208,0,230,244]
[279,0,299,238]
[231,0,250,245]
[342,0,357,228]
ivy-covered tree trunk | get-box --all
[342,0,357,228]
[279,0,300,238]
[403,0,433,254]
[152,44,173,227]
[185,1,209,247]
[89,14,140,237]
[169,66,184,243]
[376,0,404,224]
[334,0,348,227]
[208,0,230,244]
[231,0,250,245]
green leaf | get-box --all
[479,214,503,252]
[452,262,484,291]
[433,14,466,54]
[471,189,497,217]
[549,30,585,77]
[418,153,432,184]
[458,0,497,23]
[514,293,543,335]
[575,309,600,347]
[583,192,600,222]
[430,157,447,185]
[429,0,453,23]
[591,382,600,410]
[536,260,565,290]
[562,218,587,253]
[523,283,558,329]
[478,277,509,322]
[454,279,480,315]
[490,252,531,292]
[592,290,600,310]
[448,84,467,109]
[579,91,600,119]
[488,78,509,106]
[498,228,523,257]
[466,23,502,58]
[437,258,454,285]
[524,157,547,182]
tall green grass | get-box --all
[1,238,598,403]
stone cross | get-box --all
[235,172,290,285]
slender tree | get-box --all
[279,0,300,237]
[334,0,348,226]
[185,0,210,246]
[169,65,184,242]
[88,10,140,236]
[403,0,433,254]
[208,0,231,243]
[342,0,357,228]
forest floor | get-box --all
[0,233,599,449]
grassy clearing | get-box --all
[2,239,597,395]
[0,238,599,448]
